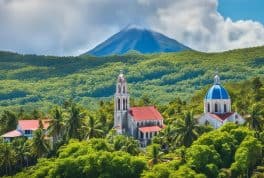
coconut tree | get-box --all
[48,107,65,143]
[31,129,49,157]
[0,142,16,175]
[245,103,264,131]
[66,104,85,140]
[0,110,17,134]
[86,115,104,139]
[12,137,31,168]
[153,124,178,151]
[147,144,164,166]
[175,111,199,147]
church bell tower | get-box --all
[114,71,129,134]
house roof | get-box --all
[1,130,22,138]
[209,112,234,121]
[129,106,163,121]
[139,126,162,133]
[18,119,50,131]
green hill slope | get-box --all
[0,46,263,111]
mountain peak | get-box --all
[86,26,191,56]
[122,24,148,31]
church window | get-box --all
[140,132,143,139]
[125,99,128,109]
[123,86,126,94]
[215,103,218,112]
[118,85,121,93]
[207,103,210,112]
[123,99,126,110]
[118,99,120,110]
[224,104,227,112]
[146,132,149,138]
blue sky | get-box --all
[218,0,264,24]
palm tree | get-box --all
[0,110,17,134]
[66,104,85,140]
[48,107,65,143]
[0,142,16,175]
[31,129,49,157]
[245,103,263,131]
[175,111,199,147]
[12,138,31,168]
[147,144,164,166]
[154,124,177,151]
[86,115,104,139]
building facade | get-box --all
[198,74,245,128]
[1,119,50,141]
[114,71,164,146]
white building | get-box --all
[114,71,164,146]
[198,74,245,128]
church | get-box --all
[198,74,245,128]
[114,71,164,146]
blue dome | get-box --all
[205,84,230,99]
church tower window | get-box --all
[123,98,126,110]
[123,86,126,94]
[118,98,120,110]
[224,104,227,112]
[118,85,121,93]
[207,103,210,112]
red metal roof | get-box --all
[139,126,162,133]
[129,106,163,121]
[1,130,22,138]
[18,119,50,131]
[209,112,234,121]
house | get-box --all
[114,71,164,146]
[1,119,50,141]
[198,74,245,128]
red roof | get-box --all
[139,126,162,133]
[129,106,163,121]
[1,130,22,138]
[18,119,50,131]
[209,112,234,121]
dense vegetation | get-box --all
[0,76,263,178]
[0,46,263,112]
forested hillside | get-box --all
[1,77,263,178]
[0,46,263,112]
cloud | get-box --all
[0,0,263,56]
[150,0,264,52]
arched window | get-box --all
[215,103,218,112]
[118,98,120,110]
[118,85,121,93]
[123,86,126,94]
[123,98,126,110]
[207,103,210,112]
[224,104,227,112]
